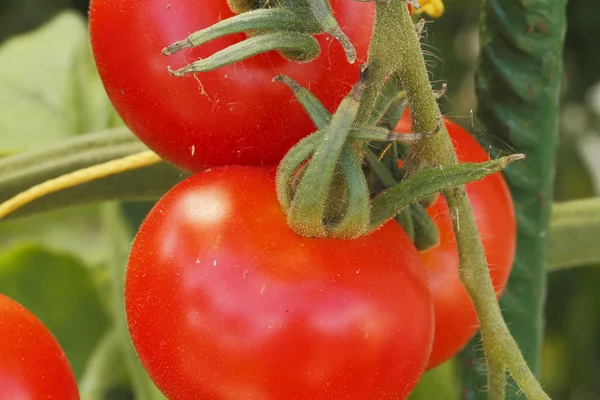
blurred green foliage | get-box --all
[0,0,599,399]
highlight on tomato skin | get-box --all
[396,115,516,369]
[125,166,435,400]
[0,294,80,400]
[89,0,375,173]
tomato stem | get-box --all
[389,2,549,398]
[488,360,506,400]
[355,0,405,125]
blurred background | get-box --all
[0,0,598,399]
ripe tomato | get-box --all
[396,116,516,369]
[125,166,434,400]
[0,294,79,399]
[89,0,374,172]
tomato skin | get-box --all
[89,0,374,172]
[0,294,80,399]
[125,166,433,400]
[396,116,516,369]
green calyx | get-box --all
[275,72,523,242]
[276,76,369,239]
[164,0,361,77]
[167,32,320,76]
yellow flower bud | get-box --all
[414,0,445,18]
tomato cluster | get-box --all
[89,0,516,399]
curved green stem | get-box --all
[389,2,549,398]
[169,32,320,75]
[273,75,330,128]
[327,145,370,238]
[276,133,321,211]
[306,0,356,63]
[162,8,319,55]
[287,81,365,237]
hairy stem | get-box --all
[390,2,549,398]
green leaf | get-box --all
[0,205,110,266]
[0,11,120,153]
[0,243,111,379]
[462,0,568,396]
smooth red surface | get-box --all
[125,166,434,400]
[89,0,374,172]
[0,295,79,399]
[396,116,516,369]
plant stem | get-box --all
[390,2,549,398]
[355,0,404,124]
[0,151,162,220]
[547,198,600,271]
[487,359,506,400]
[79,328,120,400]
[101,203,166,400]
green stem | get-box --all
[79,328,120,400]
[328,144,370,238]
[101,203,166,400]
[355,0,404,124]
[547,198,600,271]
[391,2,549,398]
[487,359,506,400]
[410,202,439,251]
[0,129,185,220]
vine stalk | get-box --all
[379,3,550,398]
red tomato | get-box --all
[89,0,374,172]
[396,116,516,369]
[0,294,79,399]
[125,166,434,400]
